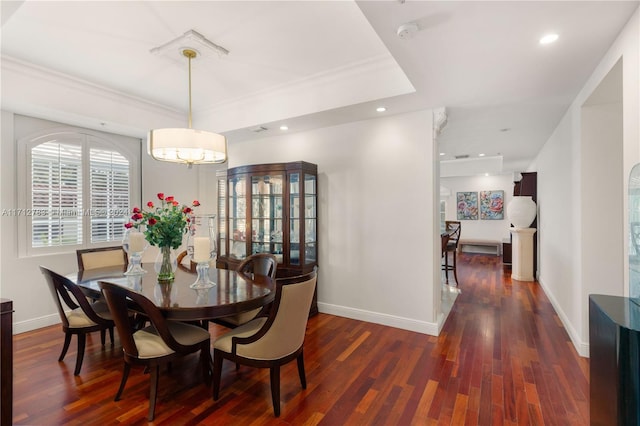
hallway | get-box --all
[441,253,589,424]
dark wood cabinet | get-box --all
[216,161,318,315]
[589,295,640,425]
[1,299,13,426]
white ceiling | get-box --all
[2,1,638,174]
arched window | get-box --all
[19,126,139,254]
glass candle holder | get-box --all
[187,214,216,289]
[123,228,148,275]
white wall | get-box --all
[227,109,443,333]
[440,174,514,245]
[534,9,639,357]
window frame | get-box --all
[18,127,141,257]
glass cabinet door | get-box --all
[228,175,247,260]
[304,173,317,264]
[290,173,300,265]
[251,174,284,263]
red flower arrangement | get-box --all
[125,193,200,250]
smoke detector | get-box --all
[397,22,418,39]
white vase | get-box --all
[507,196,537,228]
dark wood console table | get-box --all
[589,294,640,425]
[1,299,13,426]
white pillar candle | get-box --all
[129,232,145,253]
[193,237,211,263]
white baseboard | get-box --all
[317,302,440,336]
[14,313,60,334]
[537,276,590,358]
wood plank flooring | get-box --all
[12,254,589,424]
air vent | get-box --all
[250,126,268,133]
[455,154,469,159]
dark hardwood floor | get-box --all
[12,254,589,425]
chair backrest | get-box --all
[232,267,317,360]
[40,266,109,328]
[445,221,461,243]
[99,281,197,357]
[236,253,278,279]
[77,246,128,270]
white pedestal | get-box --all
[509,227,536,281]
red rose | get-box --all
[148,218,157,226]
[133,207,141,213]
[192,200,200,207]
[157,193,164,200]
[183,207,192,214]
[124,222,133,229]
[172,201,179,206]
[165,196,175,203]
[147,201,154,208]
[132,212,143,220]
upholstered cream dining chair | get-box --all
[212,253,278,328]
[76,246,128,270]
[212,266,317,417]
[40,266,116,376]
[99,281,212,422]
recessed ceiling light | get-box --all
[478,153,485,157]
[484,173,490,177]
[539,33,559,45]
[376,107,387,112]
[279,125,288,131]
[439,152,445,156]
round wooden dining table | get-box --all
[68,264,275,322]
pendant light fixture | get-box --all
[148,48,227,167]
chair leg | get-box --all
[452,249,459,284]
[59,332,72,362]
[269,365,281,417]
[200,344,212,385]
[74,333,86,376]
[148,365,160,421]
[212,350,223,400]
[100,329,106,346]
[444,252,450,284]
[115,363,130,401]
[296,352,307,389]
[108,327,115,346]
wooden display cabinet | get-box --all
[216,161,318,315]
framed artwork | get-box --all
[480,190,504,220]
[456,192,478,220]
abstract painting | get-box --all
[479,190,504,220]
[456,192,478,220]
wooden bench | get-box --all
[457,239,501,256]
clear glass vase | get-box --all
[154,245,177,282]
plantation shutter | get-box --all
[31,141,83,247]
[90,148,130,243]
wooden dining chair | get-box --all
[76,246,128,270]
[213,267,317,417]
[212,253,278,328]
[99,281,212,421]
[40,266,116,376]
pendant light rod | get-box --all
[183,48,197,129]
